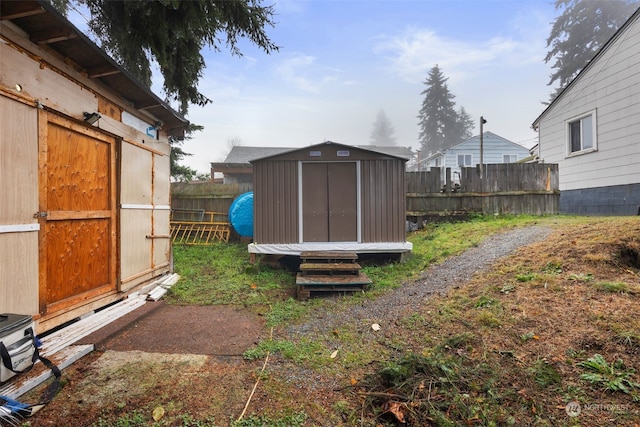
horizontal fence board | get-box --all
[172,164,559,224]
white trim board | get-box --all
[120,204,171,210]
[0,224,40,233]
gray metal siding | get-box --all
[253,161,298,244]
[361,160,406,242]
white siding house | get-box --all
[422,131,530,181]
[532,8,640,215]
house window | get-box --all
[567,111,596,154]
[503,154,517,163]
[457,154,472,167]
[434,157,441,167]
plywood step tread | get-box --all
[296,272,372,286]
[300,262,361,271]
[300,251,358,261]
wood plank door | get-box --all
[38,111,117,316]
[302,162,357,242]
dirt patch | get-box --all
[21,301,266,427]
[79,301,265,356]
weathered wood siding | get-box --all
[407,164,559,216]
[171,182,253,220]
[0,95,40,315]
[120,142,172,291]
[0,8,186,332]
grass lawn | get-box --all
[35,214,639,427]
[166,215,640,426]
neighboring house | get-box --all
[212,145,413,183]
[532,8,640,215]
[421,132,530,181]
[1,0,188,333]
[211,146,292,184]
[249,141,413,256]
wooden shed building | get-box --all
[249,141,413,256]
[0,1,188,333]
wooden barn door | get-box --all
[37,111,117,316]
[302,162,357,242]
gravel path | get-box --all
[284,225,552,338]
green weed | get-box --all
[530,359,561,387]
[568,273,594,282]
[266,298,307,327]
[542,261,563,274]
[231,412,307,427]
[578,354,640,395]
[516,272,537,282]
[243,339,324,366]
[474,295,499,308]
[592,281,629,293]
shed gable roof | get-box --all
[249,141,410,163]
[0,0,188,137]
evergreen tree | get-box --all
[169,123,203,181]
[54,0,279,181]
[78,0,279,115]
[417,65,471,155]
[454,106,474,142]
[545,0,638,100]
[369,110,397,146]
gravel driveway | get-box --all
[284,225,552,337]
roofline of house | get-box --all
[532,6,640,129]
[2,0,188,137]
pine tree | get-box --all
[63,0,279,115]
[54,0,279,180]
[454,106,474,142]
[369,110,397,146]
[417,65,471,155]
[545,0,638,100]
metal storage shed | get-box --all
[249,141,413,256]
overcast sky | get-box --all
[73,0,559,174]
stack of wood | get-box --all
[295,251,372,300]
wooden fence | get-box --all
[406,163,559,217]
[171,163,559,240]
[171,182,253,214]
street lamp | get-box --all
[479,116,487,178]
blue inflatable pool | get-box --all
[228,192,253,238]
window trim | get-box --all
[502,154,517,163]
[457,154,472,167]
[565,109,597,157]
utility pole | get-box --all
[479,116,487,179]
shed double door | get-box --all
[302,162,357,242]
[37,111,117,316]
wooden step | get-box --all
[300,251,358,262]
[296,272,372,300]
[299,262,361,272]
[296,273,372,286]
